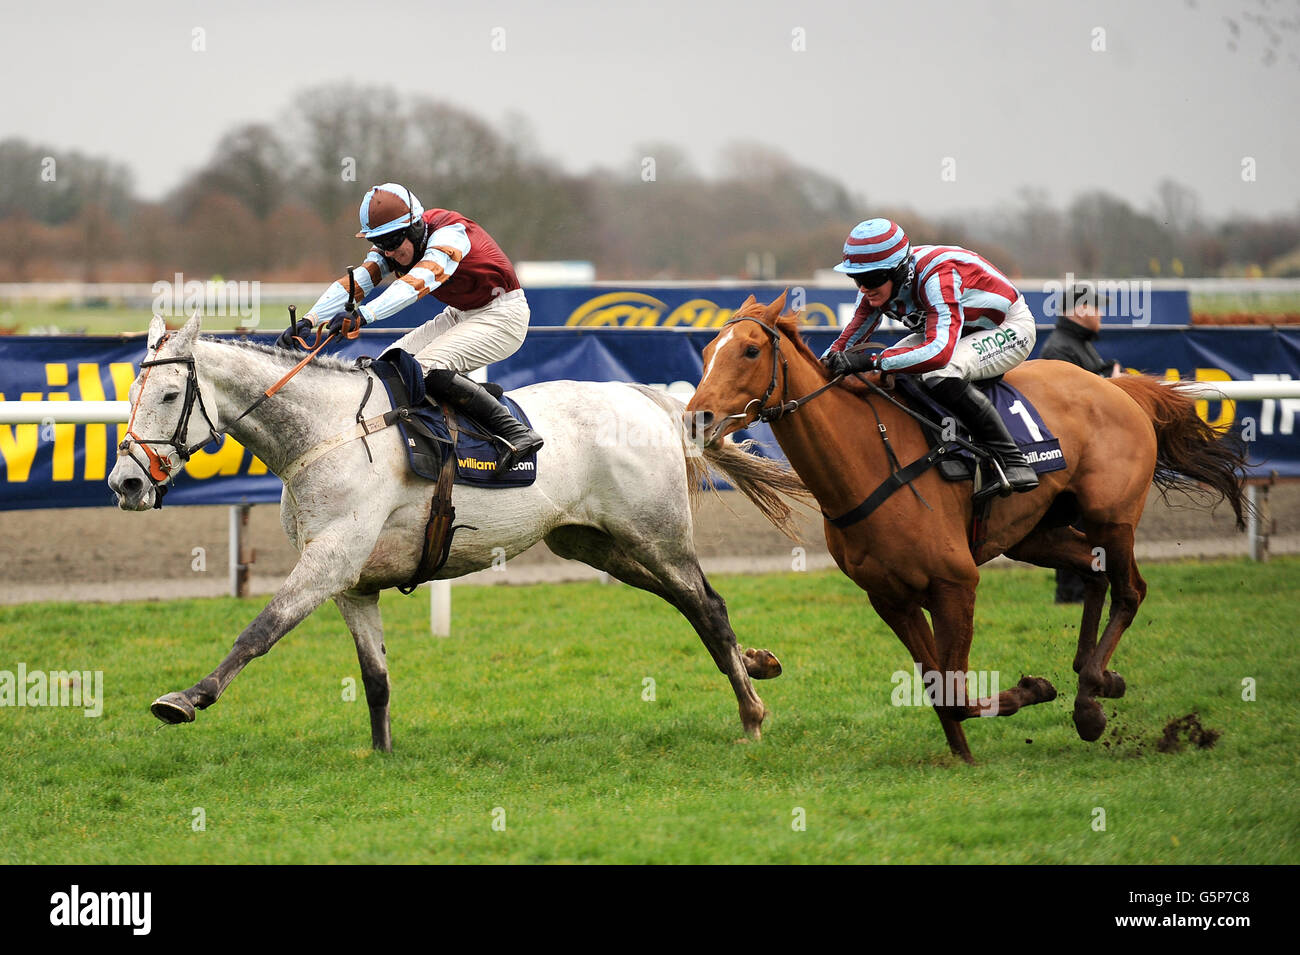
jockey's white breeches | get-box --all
[897,295,1037,382]
[389,289,529,374]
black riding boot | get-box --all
[923,377,1038,499]
[425,369,544,477]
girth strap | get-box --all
[825,443,954,530]
[278,407,405,486]
[399,402,468,594]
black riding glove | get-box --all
[326,311,366,339]
[823,349,878,377]
[275,319,314,350]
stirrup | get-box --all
[973,457,1013,502]
[492,432,543,478]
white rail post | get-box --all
[1246,477,1273,563]
[425,362,487,635]
[229,503,252,596]
[430,580,451,637]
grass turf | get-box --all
[0,559,1296,864]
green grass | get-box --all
[0,304,160,336]
[1190,291,1300,317]
[1,560,1297,864]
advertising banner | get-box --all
[2,323,1295,510]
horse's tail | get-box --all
[630,385,812,541]
[1108,375,1251,530]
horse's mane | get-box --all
[199,336,365,374]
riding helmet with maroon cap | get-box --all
[356,183,427,252]
[834,218,911,288]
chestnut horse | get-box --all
[686,292,1247,762]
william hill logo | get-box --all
[565,292,836,328]
[458,457,535,472]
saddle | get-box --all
[361,351,538,594]
[825,374,1068,554]
[892,375,1067,486]
[367,351,539,488]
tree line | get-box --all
[2,83,1298,283]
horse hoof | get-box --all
[1018,675,1058,703]
[743,648,783,679]
[1101,671,1126,698]
[151,693,196,725]
[1073,697,1106,742]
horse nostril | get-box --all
[121,477,143,495]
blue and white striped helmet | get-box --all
[833,218,911,274]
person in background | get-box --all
[1040,282,1122,378]
[1040,282,1121,603]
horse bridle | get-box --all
[715,316,844,428]
[119,312,360,507]
[117,333,221,507]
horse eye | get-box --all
[744,345,761,359]
[162,392,180,403]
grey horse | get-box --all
[108,314,810,750]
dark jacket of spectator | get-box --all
[1040,316,1110,376]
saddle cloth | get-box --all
[894,375,1067,481]
[368,349,539,488]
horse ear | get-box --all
[147,314,167,350]
[739,294,757,312]
[171,311,203,351]
[764,289,788,323]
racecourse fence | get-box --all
[4,286,1300,615]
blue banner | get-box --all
[420,285,1191,329]
[2,323,1295,510]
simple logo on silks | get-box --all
[49,886,151,935]
[564,292,838,327]
[971,327,1019,356]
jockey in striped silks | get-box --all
[822,218,1039,497]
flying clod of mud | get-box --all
[1156,713,1222,753]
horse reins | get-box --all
[714,315,1007,533]
[715,316,846,427]
[719,315,992,459]
[119,294,362,507]
[119,333,222,505]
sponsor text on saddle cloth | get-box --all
[369,350,539,486]
[896,375,1067,480]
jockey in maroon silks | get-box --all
[282,182,543,475]
[822,217,1039,497]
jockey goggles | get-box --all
[852,269,894,290]
[370,229,408,252]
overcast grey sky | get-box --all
[3,0,1298,220]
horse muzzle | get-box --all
[682,406,753,449]
[108,459,157,511]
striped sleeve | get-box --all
[305,250,391,321]
[821,291,878,358]
[879,269,964,373]
[359,223,472,324]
